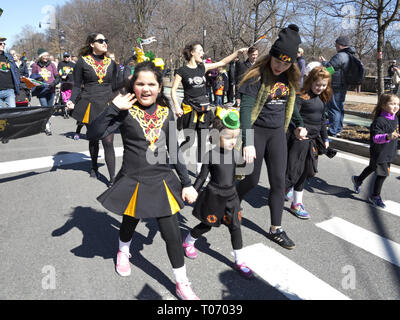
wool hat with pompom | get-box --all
[269,24,301,64]
[37,48,49,58]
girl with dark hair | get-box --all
[236,24,302,250]
[182,108,254,278]
[171,42,247,176]
[66,33,119,186]
[87,61,200,300]
[352,93,399,209]
[284,66,333,219]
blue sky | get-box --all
[0,1,69,47]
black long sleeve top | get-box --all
[70,53,118,103]
[87,102,192,187]
[193,148,237,191]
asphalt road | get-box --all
[1,94,400,302]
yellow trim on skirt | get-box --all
[124,183,140,217]
[82,103,91,124]
[181,102,205,123]
[163,180,180,215]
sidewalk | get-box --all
[345,93,377,105]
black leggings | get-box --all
[119,214,184,269]
[191,222,243,250]
[236,126,287,227]
[88,133,115,181]
[357,165,387,196]
[180,128,207,163]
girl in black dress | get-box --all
[285,66,332,220]
[66,33,119,185]
[87,61,200,300]
[171,42,247,176]
[182,108,253,278]
[352,93,399,209]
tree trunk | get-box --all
[377,25,384,96]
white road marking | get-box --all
[238,243,350,300]
[316,217,400,268]
[0,147,124,175]
[336,152,400,174]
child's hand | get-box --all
[294,127,308,140]
[175,106,184,118]
[243,145,256,164]
[112,93,137,110]
[388,131,399,140]
[66,100,75,110]
[182,186,198,204]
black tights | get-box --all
[119,214,184,269]
[357,165,387,196]
[89,133,115,181]
[180,129,207,163]
[191,222,243,250]
[236,126,287,227]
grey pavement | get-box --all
[1,92,400,301]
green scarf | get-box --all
[250,67,297,131]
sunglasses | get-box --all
[0,42,5,46]
[93,39,109,45]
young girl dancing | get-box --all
[87,61,200,300]
[285,66,332,219]
[182,108,253,278]
[352,93,399,209]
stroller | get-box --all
[56,82,73,119]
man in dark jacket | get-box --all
[0,37,20,108]
[235,46,258,106]
[320,35,354,137]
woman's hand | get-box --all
[294,127,308,140]
[112,93,137,110]
[182,186,198,204]
[175,106,184,118]
[325,140,330,149]
[388,131,400,140]
[66,100,75,110]
[238,48,248,55]
[243,145,256,164]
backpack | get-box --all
[344,53,366,86]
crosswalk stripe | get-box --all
[381,201,400,218]
[336,152,400,174]
[239,243,350,300]
[0,147,124,176]
[316,217,400,268]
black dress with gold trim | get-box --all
[70,53,118,125]
[192,148,242,229]
[87,102,192,219]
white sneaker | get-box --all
[116,250,131,277]
[176,280,200,300]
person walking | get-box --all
[351,93,399,209]
[171,42,247,176]
[297,48,306,88]
[285,66,333,219]
[235,46,258,107]
[319,35,355,137]
[182,109,254,278]
[87,61,200,300]
[236,24,302,250]
[0,37,20,109]
[66,33,120,186]
[31,48,60,135]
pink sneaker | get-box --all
[176,280,200,300]
[183,242,198,259]
[234,262,254,278]
[116,250,131,277]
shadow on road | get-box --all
[51,206,178,298]
[219,270,289,300]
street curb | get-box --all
[329,137,400,166]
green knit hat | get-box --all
[222,111,240,129]
[37,48,48,58]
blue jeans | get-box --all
[0,89,16,108]
[327,88,347,136]
[39,92,55,107]
[215,95,223,106]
